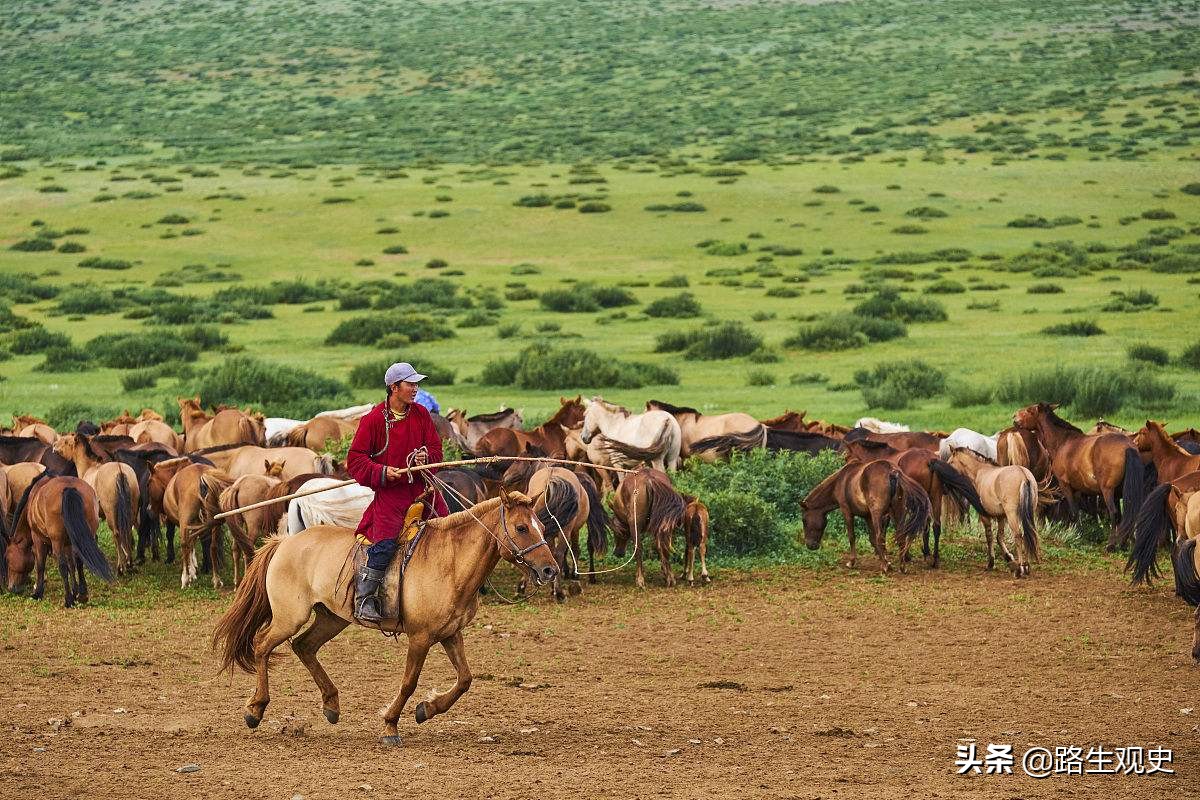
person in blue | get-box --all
[415,387,440,414]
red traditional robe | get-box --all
[346,401,449,544]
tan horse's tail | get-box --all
[213,536,282,673]
[285,424,308,448]
[1018,478,1040,562]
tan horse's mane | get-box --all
[950,445,999,466]
[432,494,534,532]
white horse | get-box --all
[580,397,681,472]
[938,427,1000,461]
[264,417,304,446]
[285,477,373,535]
[315,403,374,422]
[854,417,910,433]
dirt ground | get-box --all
[1,557,1195,800]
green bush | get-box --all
[0,273,58,303]
[57,241,86,253]
[10,326,71,354]
[656,275,689,288]
[187,356,351,418]
[785,314,907,351]
[855,360,946,409]
[84,331,199,369]
[852,288,946,322]
[644,292,702,318]
[1141,208,1176,220]
[157,213,190,224]
[349,358,456,389]
[539,283,636,313]
[9,238,55,252]
[1041,320,1104,336]
[746,369,775,386]
[947,381,994,407]
[338,291,372,311]
[382,244,409,254]
[77,256,132,270]
[906,206,948,219]
[892,224,928,235]
[925,279,965,294]
[121,368,159,391]
[1179,342,1200,371]
[514,194,552,207]
[45,402,122,431]
[325,314,455,346]
[35,345,94,372]
[373,278,472,311]
[1127,343,1169,366]
[578,202,611,213]
[653,321,763,360]
[1027,283,1064,294]
[1101,289,1158,312]
[1182,183,1200,196]
[457,309,498,328]
[480,342,677,390]
[994,365,1175,416]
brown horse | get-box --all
[284,416,356,451]
[156,461,229,588]
[646,400,764,462]
[562,426,617,495]
[51,434,140,575]
[445,407,523,453]
[217,461,288,585]
[680,495,711,585]
[611,467,686,588]
[759,410,809,432]
[211,491,557,741]
[844,427,943,452]
[945,448,1041,577]
[179,397,265,451]
[842,438,985,567]
[1127,470,1200,586]
[1013,403,1146,550]
[995,425,1052,483]
[801,459,932,573]
[3,462,46,520]
[3,475,114,605]
[474,396,585,460]
[1134,420,1200,484]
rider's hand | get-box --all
[412,451,428,466]
[386,466,405,481]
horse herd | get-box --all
[3,395,1200,656]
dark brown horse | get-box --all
[611,467,686,588]
[765,428,844,455]
[801,459,932,574]
[473,396,585,460]
[1013,403,1146,550]
[1173,428,1200,455]
[0,434,74,475]
[844,427,943,452]
[3,474,114,606]
[842,438,985,567]
[1134,420,1200,484]
[1127,470,1200,586]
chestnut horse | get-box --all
[3,474,114,605]
[1127,470,1200,586]
[284,416,356,451]
[801,459,932,574]
[474,396,585,460]
[844,427,943,453]
[445,407,523,453]
[680,495,711,585]
[212,491,557,742]
[1134,420,1200,484]
[611,467,686,588]
[1013,403,1146,550]
[51,434,140,575]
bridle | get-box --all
[496,502,555,583]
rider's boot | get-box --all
[355,566,387,623]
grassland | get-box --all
[1,0,1200,430]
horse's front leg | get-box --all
[634,528,646,589]
[841,508,858,568]
[1192,604,1200,662]
[380,637,432,743]
[869,512,891,574]
[31,538,48,601]
[414,631,473,725]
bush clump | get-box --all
[9,238,55,252]
[539,283,636,313]
[10,326,71,354]
[325,314,455,347]
[852,288,947,323]
[480,342,677,390]
[1127,343,1169,366]
[84,331,199,369]
[1027,283,1064,294]
[35,345,94,372]
[1102,289,1158,312]
[1041,320,1104,336]
[350,358,456,389]
[187,356,351,419]
[855,360,947,409]
[1179,342,1200,371]
[994,364,1175,417]
[785,314,907,351]
[78,257,133,270]
[644,292,703,318]
[653,321,763,360]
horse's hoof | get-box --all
[702,575,712,585]
[415,702,430,724]
[379,735,403,747]
[568,581,582,596]
[244,713,261,729]
[323,708,339,725]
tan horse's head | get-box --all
[264,459,286,477]
[50,433,78,460]
[495,489,559,586]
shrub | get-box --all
[994,365,1175,416]
[578,202,611,213]
[1179,342,1200,371]
[425,258,448,270]
[645,292,702,318]
[325,314,455,346]
[947,381,995,407]
[925,279,965,294]
[906,206,948,219]
[653,322,762,360]
[349,358,456,389]
[514,194,552,207]
[0,273,58,303]
[10,238,55,252]
[338,291,372,311]
[1182,183,1200,196]
[373,278,471,311]
[218,280,339,306]
[1007,215,1052,228]
[1141,208,1176,220]
[84,332,199,369]
[852,288,947,322]
[497,323,521,339]
[77,256,132,270]
[747,369,775,386]
[855,360,946,409]
[1102,289,1158,312]
[891,224,928,235]
[480,342,677,390]
[45,402,122,431]
[645,202,706,212]
[56,285,124,314]
[57,241,86,253]
[812,185,840,194]
[1041,320,1104,336]
[1027,283,1064,294]
[121,369,159,391]
[10,327,71,354]
[504,286,538,301]
[1127,343,1169,366]
[35,345,93,372]
[187,356,351,418]
[785,314,907,351]
[457,310,498,328]
[382,244,409,254]
[1149,254,1200,273]
[539,283,635,313]
[156,214,190,224]
[178,325,228,349]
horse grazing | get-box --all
[178,397,265,451]
[843,438,985,567]
[945,448,1041,577]
[1126,470,1200,586]
[938,428,999,461]
[581,397,681,472]
[445,407,523,453]
[4,475,114,606]
[211,491,557,741]
[284,416,356,451]
[680,495,711,585]
[1134,420,1200,484]
[1013,403,1146,550]
[645,400,764,462]
[611,467,686,588]
[844,426,943,452]
[801,460,932,574]
[765,428,843,455]
[51,434,140,575]
[474,396,585,460]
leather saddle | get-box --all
[350,497,430,624]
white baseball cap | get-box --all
[384,362,427,386]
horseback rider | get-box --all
[346,362,449,623]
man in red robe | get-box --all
[346,362,449,623]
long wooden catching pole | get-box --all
[213,455,637,520]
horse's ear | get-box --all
[264,459,271,471]
[1048,402,1060,411]
[499,487,513,507]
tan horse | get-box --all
[284,416,356,451]
[212,491,557,741]
[157,461,229,588]
[193,444,333,480]
[217,461,287,585]
[130,418,184,452]
[1014,403,1146,550]
[1134,420,1200,484]
[646,400,764,462]
[562,426,617,495]
[13,415,56,444]
[100,410,138,437]
[445,407,523,453]
[3,475,113,605]
[611,467,686,588]
[680,495,711,585]
[179,397,265,451]
[52,434,140,575]
[946,448,1040,577]
[3,462,46,518]
[995,425,1052,483]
